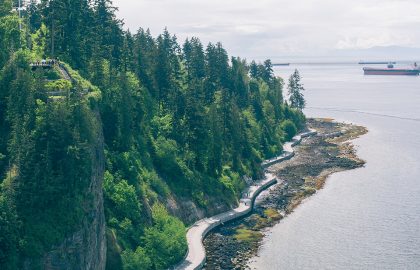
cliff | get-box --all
[0,56,107,270]
[32,109,106,270]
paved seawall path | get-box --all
[173,129,317,270]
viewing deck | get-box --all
[30,61,57,70]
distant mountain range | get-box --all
[269,46,420,64]
[330,46,420,62]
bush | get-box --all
[143,203,187,269]
[121,247,152,270]
[281,120,297,141]
[44,69,61,80]
[103,171,142,223]
[44,79,72,92]
[142,170,170,197]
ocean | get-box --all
[249,63,420,270]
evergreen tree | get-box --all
[0,2,307,269]
[249,60,259,79]
[262,59,274,82]
[26,0,42,32]
[133,28,157,96]
[231,57,249,107]
[288,69,306,110]
[0,4,20,68]
[183,37,205,81]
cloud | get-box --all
[113,0,420,59]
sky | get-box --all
[113,0,420,61]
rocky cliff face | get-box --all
[167,197,233,226]
[25,109,106,270]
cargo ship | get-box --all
[363,63,419,76]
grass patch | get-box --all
[234,228,263,243]
[263,208,282,221]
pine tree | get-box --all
[0,2,20,68]
[183,37,205,81]
[0,3,308,268]
[262,59,274,82]
[231,57,249,108]
[249,60,259,79]
[133,28,157,96]
[288,69,306,110]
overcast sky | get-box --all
[113,0,420,61]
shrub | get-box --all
[121,246,152,270]
[281,119,297,141]
[143,203,187,269]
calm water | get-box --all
[249,63,420,270]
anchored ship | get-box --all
[363,63,419,76]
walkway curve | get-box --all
[173,128,317,270]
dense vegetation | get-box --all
[0,0,305,269]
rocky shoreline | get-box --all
[203,118,368,270]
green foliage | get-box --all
[0,49,101,267]
[288,69,306,110]
[0,0,12,17]
[0,192,19,269]
[0,2,307,269]
[61,63,100,95]
[234,228,263,243]
[0,14,21,68]
[44,79,72,92]
[142,170,170,197]
[104,171,142,223]
[219,166,245,201]
[118,203,187,270]
[31,23,48,58]
[43,68,61,80]
[143,203,187,269]
[121,246,152,270]
[281,120,298,141]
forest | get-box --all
[0,0,305,269]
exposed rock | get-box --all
[167,195,233,225]
[203,119,368,269]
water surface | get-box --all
[249,63,420,270]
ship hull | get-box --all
[363,68,419,76]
